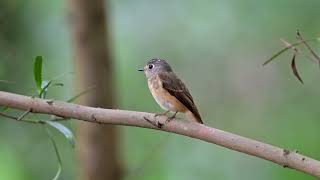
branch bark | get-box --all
[0,90,319,178]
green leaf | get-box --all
[45,127,62,180]
[39,80,52,99]
[33,56,43,93]
[45,121,75,148]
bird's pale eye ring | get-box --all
[148,64,154,69]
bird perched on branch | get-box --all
[139,58,203,125]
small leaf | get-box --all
[291,53,304,84]
[34,56,43,93]
[39,80,52,98]
[45,127,62,180]
[45,121,75,148]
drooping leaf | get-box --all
[45,121,75,148]
[39,80,52,99]
[45,127,62,180]
[33,56,43,93]
[291,53,303,84]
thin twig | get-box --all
[280,38,298,52]
[281,38,318,64]
[17,109,32,121]
[0,112,39,124]
[67,85,96,103]
[45,126,62,180]
[0,112,69,124]
[296,30,320,64]
[263,37,320,66]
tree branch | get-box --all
[0,90,319,178]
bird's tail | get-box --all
[185,111,203,124]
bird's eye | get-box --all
[148,64,154,69]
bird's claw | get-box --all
[143,116,163,128]
[165,116,175,124]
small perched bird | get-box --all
[139,58,203,124]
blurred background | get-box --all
[0,0,320,179]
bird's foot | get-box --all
[144,111,178,128]
[154,110,170,118]
[164,112,177,124]
[156,111,178,127]
[165,117,174,124]
[156,117,172,128]
[143,116,164,128]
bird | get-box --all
[138,58,203,124]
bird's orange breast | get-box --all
[148,75,187,112]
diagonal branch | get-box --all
[0,90,319,178]
[296,31,320,63]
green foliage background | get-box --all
[0,0,319,179]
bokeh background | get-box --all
[0,0,320,179]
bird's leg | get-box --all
[153,110,176,128]
[154,110,170,117]
[165,111,178,124]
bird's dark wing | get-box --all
[158,72,203,124]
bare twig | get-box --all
[280,38,318,64]
[263,37,319,66]
[0,112,68,124]
[296,30,320,64]
[0,90,319,178]
[17,109,32,121]
[0,112,40,124]
[280,38,298,53]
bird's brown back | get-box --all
[157,72,203,124]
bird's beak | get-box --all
[138,68,144,72]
